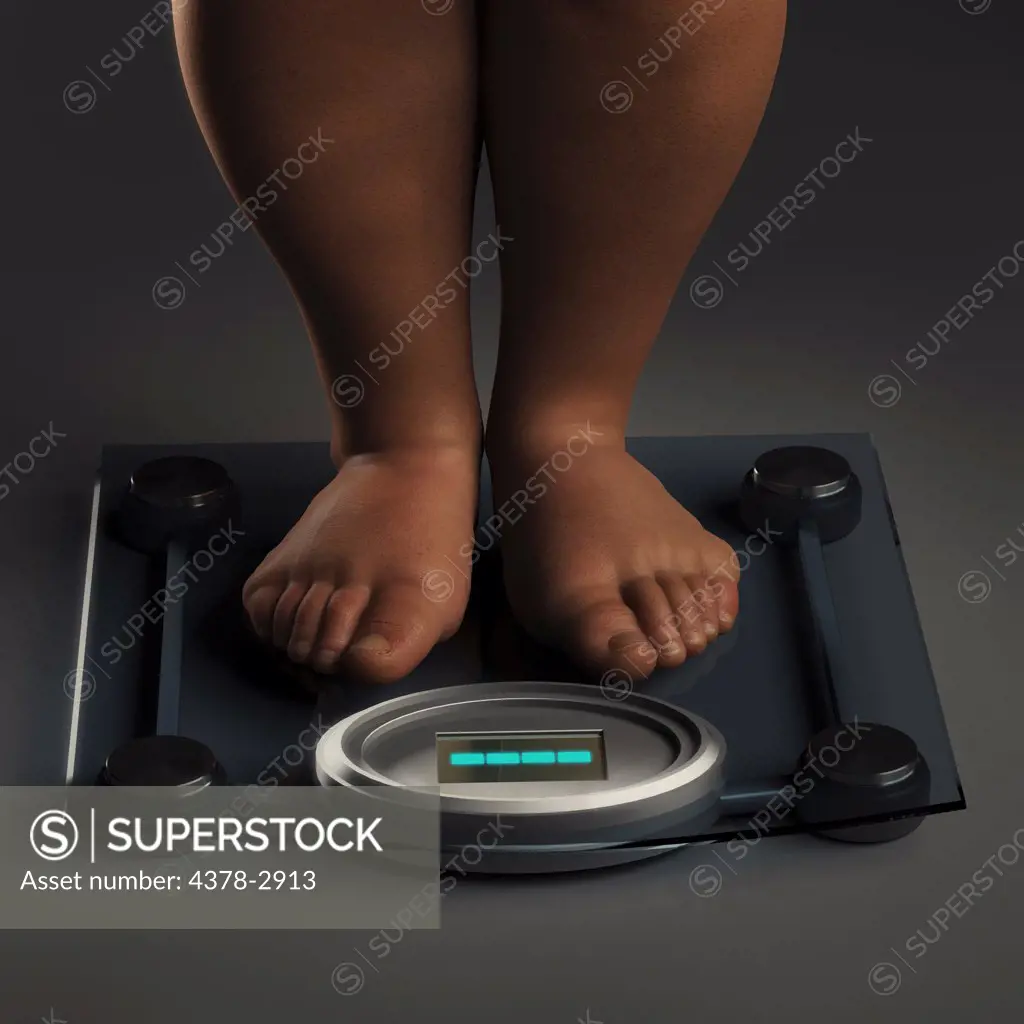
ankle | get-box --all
[331,422,482,471]
[484,414,625,466]
[484,417,624,503]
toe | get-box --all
[711,573,740,630]
[621,577,687,668]
[311,584,371,673]
[286,581,335,664]
[701,540,741,630]
[685,574,722,642]
[557,590,660,681]
[271,580,308,649]
[655,572,710,655]
[712,577,737,630]
[341,580,456,684]
[243,582,284,641]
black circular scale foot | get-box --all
[812,814,927,844]
[117,456,240,554]
[739,445,862,543]
[795,723,931,843]
[100,735,225,789]
[753,446,852,501]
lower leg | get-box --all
[175,0,481,681]
[482,0,787,678]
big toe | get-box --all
[242,580,287,643]
[339,578,465,684]
[554,589,662,683]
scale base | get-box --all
[442,843,685,875]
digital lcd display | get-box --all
[436,730,607,783]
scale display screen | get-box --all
[436,730,607,783]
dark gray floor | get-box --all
[3,0,1023,1019]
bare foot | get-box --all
[242,445,478,683]
[487,424,740,681]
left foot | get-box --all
[242,444,478,683]
[486,423,740,682]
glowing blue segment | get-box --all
[485,752,521,765]
[521,751,556,764]
[556,750,593,764]
[449,752,485,766]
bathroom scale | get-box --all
[59,435,965,872]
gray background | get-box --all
[3,0,1022,1018]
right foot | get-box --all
[486,424,739,682]
[242,445,478,683]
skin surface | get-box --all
[173,0,787,683]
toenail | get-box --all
[684,631,705,647]
[719,611,734,626]
[660,640,683,655]
[609,632,647,652]
[703,621,718,637]
[292,642,311,659]
[312,648,341,671]
[351,634,392,655]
